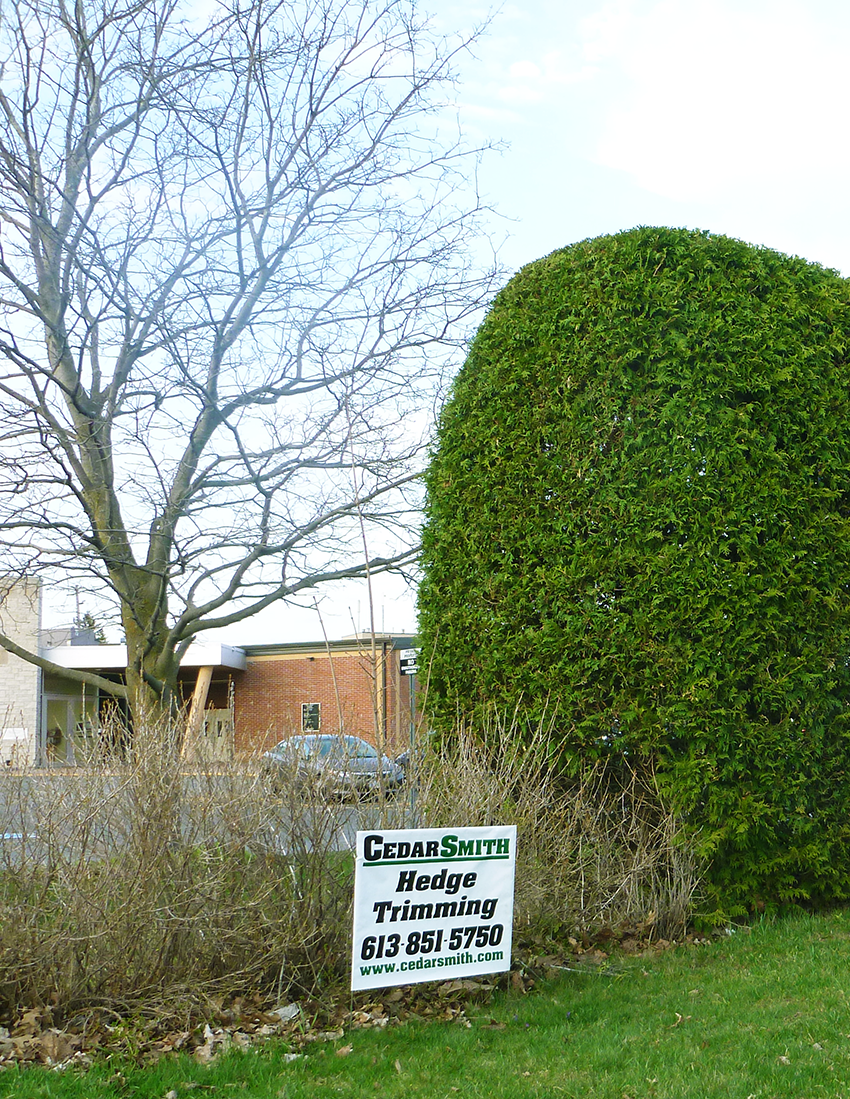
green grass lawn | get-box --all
[5,909,850,1098]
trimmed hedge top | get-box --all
[419,226,850,915]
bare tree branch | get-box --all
[0,0,498,720]
[0,628,127,698]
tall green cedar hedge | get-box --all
[419,226,850,918]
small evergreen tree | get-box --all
[78,612,107,645]
[419,227,850,917]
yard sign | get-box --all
[351,826,516,991]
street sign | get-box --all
[399,647,420,676]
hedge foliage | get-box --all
[419,227,850,918]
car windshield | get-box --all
[272,735,380,760]
[273,736,329,758]
[346,737,378,759]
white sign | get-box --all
[351,826,517,991]
[399,648,420,676]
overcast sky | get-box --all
[456,0,850,277]
[234,0,850,645]
[245,0,850,646]
[49,0,850,644]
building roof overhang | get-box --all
[41,641,248,672]
[240,634,417,658]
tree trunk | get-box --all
[122,595,182,734]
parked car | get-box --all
[261,734,404,798]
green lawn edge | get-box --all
[5,908,850,1099]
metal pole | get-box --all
[408,669,417,822]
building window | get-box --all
[302,703,320,732]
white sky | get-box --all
[456,0,850,276]
[49,0,850,645]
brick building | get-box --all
[0,577,418,765]
[232,636,417,757]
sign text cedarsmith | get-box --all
[351,826,517,991]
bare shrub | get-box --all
[0,713,385,1019]
[0,711,701,1023]
[415,717,702,941]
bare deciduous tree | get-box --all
[0,0,495,720]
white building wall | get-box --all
[0,578,41,766]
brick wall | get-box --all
[233,642,414,758]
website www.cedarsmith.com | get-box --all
[358,948,504,978]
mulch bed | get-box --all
[0,924,715,1072]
